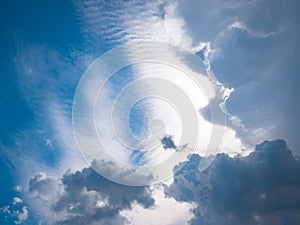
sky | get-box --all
[0,0,300,224]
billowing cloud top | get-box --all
[165,140,300,225]
[29,168,154,225]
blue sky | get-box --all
[0,0,300,224]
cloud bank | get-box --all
[165,140,300,225]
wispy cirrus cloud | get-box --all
[74,0,249,161]
[7,44,88,182]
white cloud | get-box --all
[228,21,275,38]
[12,197,23,205]
[4,0,252,191]
[45,139,54,149]
[28,168,155,225]
[121,185,194,225]
[47,101,86,173]
[9,44,88,182]
[14,186,22,192]
[0,198,28,224]
[0,205,11,214]
[15,206,28,224]
[75,0,247,160]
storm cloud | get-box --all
[165,140,300,225]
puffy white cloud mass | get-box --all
[165,140,300,225]
[29,168,155,225]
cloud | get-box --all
[161,135,178,150]
[12,197,23,205]
[228,21,275,38]
[5,43,88,185]
[121,185,194,225]
[15,206,28,224]
[74,0,248,162]
[10,0,299,222]
[90,159,156,186]
[173,0,300,153]
[29,167,155,225]
[74,0,206,51]
[0,197,28,224]
[14,186,22,192]
[165,140,300,225]
[5,0,251,189]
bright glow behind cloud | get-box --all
[74,0,248,163]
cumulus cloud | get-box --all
[165,140,300,225]
[15,206,28,224]
[0,197,28,224]
[29,167,155,225]
[14,185,22,192]
[12,197,23,205]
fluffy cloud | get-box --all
[165,140,300,225]
[29,167,155,225]
[121,186,194,225]
[0,197,28,224]
[12,197,23,205]
[15,206,28,225]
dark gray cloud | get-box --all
[29,167,154,225]
[160,134,189,152]
[161,135,177,150]
[165,140,300,225]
